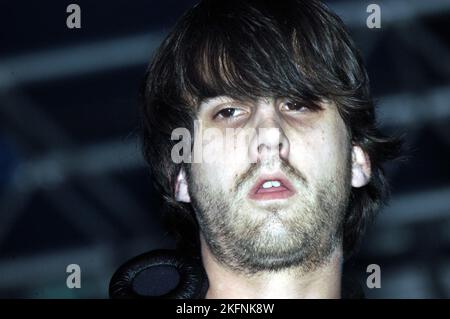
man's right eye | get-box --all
[214,107,245,120]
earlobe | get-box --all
[351,145,372,188]
[175,168,191,203]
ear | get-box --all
[175,168,191,203]
[351,145,371,188]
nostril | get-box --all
[257,143,277,155]
[257,143,272,153]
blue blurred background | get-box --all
[0,0,449,298]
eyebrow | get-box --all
[198,96,236,111]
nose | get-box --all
[249,118,290,165]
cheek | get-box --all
[315,126,351,181]
[200,126,248,164]
[193,127,252,191]
[287,123,350,183]
[190,158,244,194]
[288,136,324,182]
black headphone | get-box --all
[109,249,208,299]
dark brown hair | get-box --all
[140,0,401,259]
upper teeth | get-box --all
[262,180,282,189]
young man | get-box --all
[110,0,400,299]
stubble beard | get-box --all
[187,159,352,276]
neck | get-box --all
[200,235,343,299]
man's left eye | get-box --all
[281,101,309,112]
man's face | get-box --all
[180,96,355,274]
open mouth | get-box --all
[248,174,296,201]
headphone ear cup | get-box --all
[109,249,208,299]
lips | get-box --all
[248,174,296,201]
